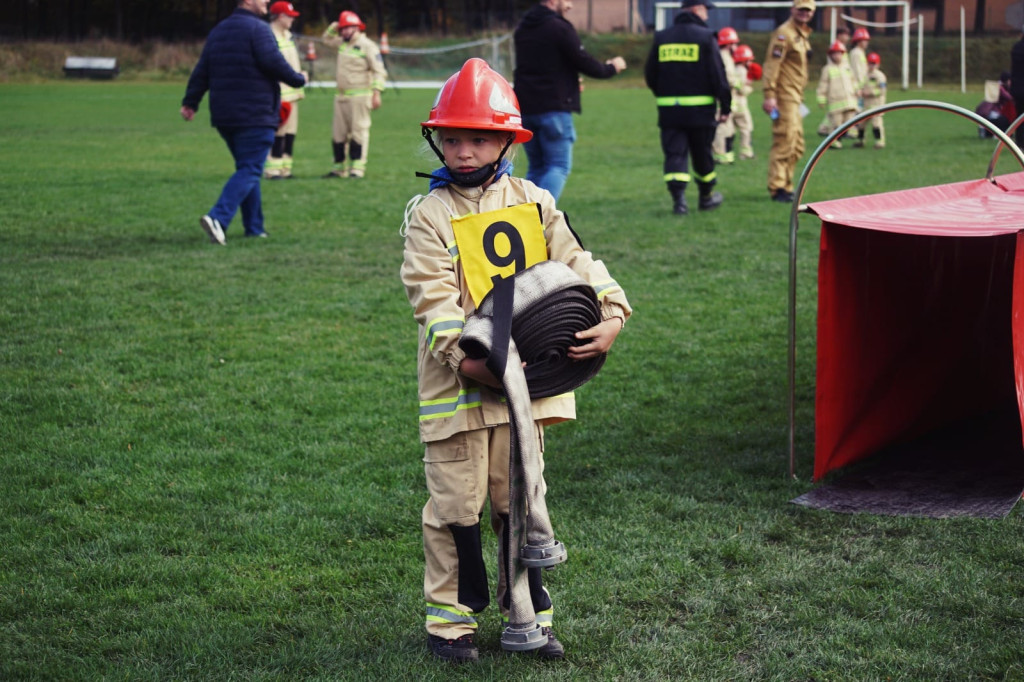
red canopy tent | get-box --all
[801,172,1024,480]
[785,100,1024,487]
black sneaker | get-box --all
[428,633,479,663]
[699,191,723,211]
[771,190,794,203]
[533,627,565,660]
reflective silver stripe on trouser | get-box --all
[426,602,478,628]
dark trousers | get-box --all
[660,125,716,190]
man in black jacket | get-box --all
[181,0,306,244]
[645,0,730,216]
[513,0,626,200]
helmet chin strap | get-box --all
[420,128,515,187]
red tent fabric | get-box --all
[802,172,1024,480]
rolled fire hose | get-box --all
[459,259,606,651]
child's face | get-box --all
[440,128,506,175]
[829,51,842,64]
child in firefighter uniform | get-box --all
[731,44,758,160]
[265,1,305,179]
[400,58,631,663]
[816,41,858,149]
[856,52,887,148]
[322,10,387,178]
[712,26,739,164]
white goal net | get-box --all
[303,33,515,90]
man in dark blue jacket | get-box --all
[181,0,306,244]
[513,0,627,200]
[645,0,730,216]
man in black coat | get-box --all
[645,0,731,216]
[513,0,627,200]
[181,0,306,244]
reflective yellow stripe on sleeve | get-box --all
[419,390,483,421]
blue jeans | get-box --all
[522,112,576,201]
[211,126,276,236]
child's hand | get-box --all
[458,357,525,388]
[459,357,502,388]
[568,318,623,361]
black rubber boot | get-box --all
[699,191,723,211]
[667,181,688,215]
[428,633,479,663]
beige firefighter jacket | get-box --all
[322,28,387,95]
[732,62,753,110]
[862,67,887,108]
[400,174,632,444]
[272,23,304,103]
[762,18,813,103]
[816,62,858,112]
[849,45,869,90]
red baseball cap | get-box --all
[269,1,300,17]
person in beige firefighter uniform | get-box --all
[322,10,387,178]
[265,1,305,179]
[762,0,815,203]
[848,27,870,96]
[712,26,739,164]
[731,43,757,160]
[400,58,631,664]
[816,24,849,136]
[856,51,887,148]
[816,41,858,149]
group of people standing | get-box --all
[180,0,385,243]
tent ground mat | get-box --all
[791,409,1024,519]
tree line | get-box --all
[5,0,541,41]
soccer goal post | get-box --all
[301,33,514,90]
[654,0,913,89]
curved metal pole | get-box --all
[986,111,1024,180]
[787,99,1024,479]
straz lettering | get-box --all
[659,43,699,62]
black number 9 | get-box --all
[483,221,526,275]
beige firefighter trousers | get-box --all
[768,98,806,194]
[422,422,551,639]
[332,94,372,169]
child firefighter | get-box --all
[399,58,631,663]
[816,40,859,149]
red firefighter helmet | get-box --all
[733,44,754,63]
[421,58,532,143]
[717,27,739,47]
[746,62,763,81]
[852,27,870,42]
[828,40,847,54]
[867,51,881,65]
[337,10,365,31]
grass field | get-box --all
[2,80,1024,680]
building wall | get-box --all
[564,0,643,33]
[564,0,1024,34]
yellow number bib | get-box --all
[452,203,547,306]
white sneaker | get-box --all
[200,215,226,245]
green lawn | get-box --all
[1,80,1023,680]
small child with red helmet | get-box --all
[321,10,387,178]
[731,44,758,159]
[816,41,859,148]
[400,58,632,664]
[856,51,887,148]
[712,26,740,164]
